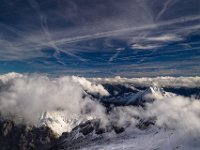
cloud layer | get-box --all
[91,76,200,88]
[0,73,200,147]
[0,73,108,125]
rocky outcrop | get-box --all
[0,116,156,150]
[50,119,126,150]
[0,119,57,150]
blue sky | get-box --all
[0,0,200,77]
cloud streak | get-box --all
[43,15,200,46]
[0,0,199,76]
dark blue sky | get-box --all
[0,0,200,77]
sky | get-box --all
[0,0,200,77]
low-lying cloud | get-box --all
[0,73,108,125]
[0,73,200,144]
[108,95,200,146]
[91,76,200,88]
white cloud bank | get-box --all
[0,73,108,125]
[108,95,200,147]
[71,76,109,96]
[90,76,200,88]
[0,72,200,145]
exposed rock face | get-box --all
[50,119,126,150]
[0,119,57,150]
[0,116,156,150]
[50,118,155,150]
[71,119,127,136]
[51,120,153,150]
[136,117,156,130]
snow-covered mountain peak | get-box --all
[126,86,175,105]
[142,86,175,100]
[37,111,95,136]
[38,111,72,136]
[104,86,176,105]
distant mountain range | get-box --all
[0,73,200,150]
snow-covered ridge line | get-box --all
[38,111,95,136]
[89,76,200,88]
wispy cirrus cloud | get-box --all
[0,0,199,76]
